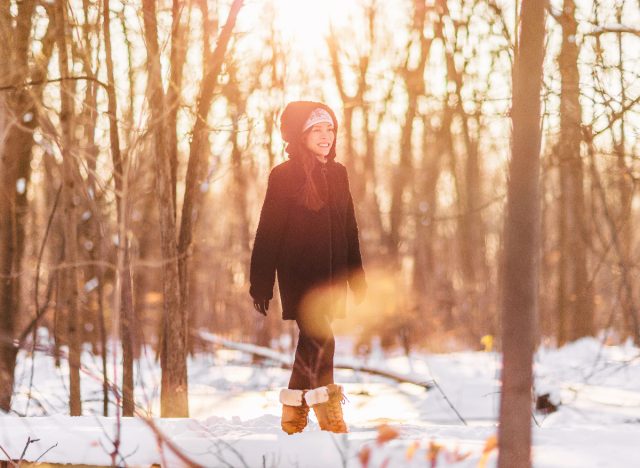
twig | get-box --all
[0,443,17,467]
[329,433,349,468]
[18,193,62,343]
[33,442,59,464]
[138,416,203,468]
[531,410,541,428]
[24,184,63,414]
[18,436,39,462]
[198,424,251,468]
[428,379,468,425]
[583,25,640,36]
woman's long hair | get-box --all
[289,134,328,212]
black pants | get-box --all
[288,309,335,390]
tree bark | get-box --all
[177,0,243,357]
[556,0,593,343]
[497,1,545,466]
[413,114,445,304]
[439,4,487,291]
[55,0,83,416]
[167,0,190,214]
[389,2,431,258]
[104,0,135,416]
[0,0,37,411]
[141,0,188,418]
[613,4,635,341]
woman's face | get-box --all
[303,122,335,161]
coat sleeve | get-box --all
[343,167,367,294]
[249,168,289,301]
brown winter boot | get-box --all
[305,384,348,433]
[280,389,310,435]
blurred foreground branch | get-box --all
[196,331,432,390]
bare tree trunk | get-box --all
[141,0,188,418]
[363,86,392,248]
[55,0,83,416]
[117,11,145,358]
[497,1,545,466]
[0,206,19,411]
[389,1,430,258]
[223,79,258,349]
[389,93,417,257]
[326,1,377,203]
[440,17,486,290]
[104,0,135,416]
[326,31,357,175]
[177,0,243,356]
[77,2,100,355]
[0,0,37,411]
[584,131,640,344]
[613,4,635,340]
[167,0,190,214]
[434,4,489,337]
[413,115,444,302]
[556,0,593,343]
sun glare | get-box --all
[272,0,354,51]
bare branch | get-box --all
[0,75,109,92]
[583,25,640,36]
[0,444,17,467]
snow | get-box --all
[1,333,639,467]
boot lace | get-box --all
[327,392,347,431]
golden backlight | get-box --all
[272,0,357,51]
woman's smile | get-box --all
[304,122,335,159]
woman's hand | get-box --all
[253,299,269,316]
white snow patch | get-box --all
[2,334,639,466]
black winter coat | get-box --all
[249,157,366,320]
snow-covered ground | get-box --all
[1,331,639,467]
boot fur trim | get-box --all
[280,389,305,406]
[305,386,335,406]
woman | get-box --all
[250,100,366,434]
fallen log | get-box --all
[196,331,432,391]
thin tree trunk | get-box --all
[141,0,188,418]
[389,97,416,257]
[389,11,430,257]
[614,4,635,340]
[584,133,640,344]
[435,5,489,337]
[498,1,545,466]
[557,0,593,343]
[104,0,135,416]
[0,0,37,412]
[167,0,190,214]
[55,0,83,416]
[177,0,243,359]
[413,115,444,298]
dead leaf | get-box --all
[405,440,420,461]
[478,434,498,468]
[426,440,443,467]
[358,445,371,468]
[376,423,400,444]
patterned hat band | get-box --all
[301,108,334,133]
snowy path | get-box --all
[1,415,639,467]
[1,335,639,467]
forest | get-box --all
[0,0,639,466]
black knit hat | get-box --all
[280,101,339,159]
